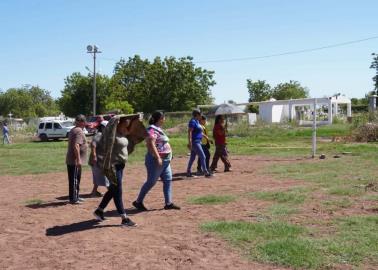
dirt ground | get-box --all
[0,156,311,270]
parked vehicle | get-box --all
[37,120,75,141]
[86,114,114,134]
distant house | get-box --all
[239,96,352,125]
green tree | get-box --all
[0,86,58,118]
[58,72,119,117]
[105,100,134,114]
[272,80,309,100]
[112,55,215,112]
[246,80,272,113]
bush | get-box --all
[353,122,378,142]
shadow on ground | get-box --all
[26,201,68,209]
[46,220,120,236]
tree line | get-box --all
[1,54,377,118]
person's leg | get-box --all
[197,144,206,173]
[67,165,75,202]
[210,145,221,171]
[136,154,162,203]
[186,148,197,174]
[98,185,114,210]
[196,154,202,173]
[112,164,126,216]
[219,145,232,170]
[76,166,81,199]
[192,142,209,174]
[161,161,180,209]
[160,160,173,205]
[203,145,211,171]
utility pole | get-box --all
[86,45,102,115]
[312,98,317,158]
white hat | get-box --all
[100,120,108,127]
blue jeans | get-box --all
[187,141,209,174]
[136,153,172,205]
[3,134,10,144]
[99,164,126,215]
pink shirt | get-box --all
[147,125,172,156]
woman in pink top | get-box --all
[133,111,180,211]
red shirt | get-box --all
[213,123,226,145]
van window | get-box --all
[39,123,44,129]
[45,123,52,129]
[53,123,62,129]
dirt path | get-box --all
[0,156,302,270]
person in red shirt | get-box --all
[210,115,232,172]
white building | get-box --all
[240,96,352,125]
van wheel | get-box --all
[40,134,48,142]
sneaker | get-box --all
[78,197,85,202]
[164,203,181,210]
[69,200,82,204]
[121,217,137,227]
[205,173,214,178]
[224,168,233,172]
[186,173,197,178]
[93,209,106,221]
[132,200,148,211]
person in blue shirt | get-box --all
[2,122,10,144]
[186,110,213,178]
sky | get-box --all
[0,0,378,104]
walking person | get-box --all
[210,115,232,172]
[89,121,109,197]
[196,115,212,174]
[2,122,10,144]
[186,110,213,178]
[133,111,180,211]
[93,115,137,227]
[66,114,87,204]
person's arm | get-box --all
[74,143,81,166]
[188,127,194,150]
[90,143,97,165]
[147,137,162,166]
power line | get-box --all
[98,35,378,64]
[194,35,378,64]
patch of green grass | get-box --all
[24,199,44,205]
[322,198,353,209]
[258,238,321,269]
[323,216,378,265]
[201,221,320,268]
[364,194,378,201]
[267,204,299,217]
[201,216,378,269]
[250,188,307,204]
[328,186,363,196]
[187,194,236,205]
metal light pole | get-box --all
[86,45,102,115]
[312,98,317,158]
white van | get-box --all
[37,120,75,141]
